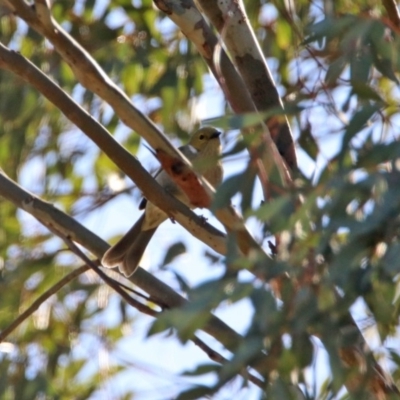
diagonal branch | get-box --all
[153,0,293,200]
[62,237,164,317]
[0,41,227,256]
[0,229,264,388]
[153,0,254,114]
[191,336,265,389]
[12,0,218,204]
[194,0,297,171]
[2,0,265,259]
[0,169,275,380]
[63,238,266,390]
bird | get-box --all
[102,126,223,277]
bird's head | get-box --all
[189,126,222,152]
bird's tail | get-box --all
[102,214,157,277]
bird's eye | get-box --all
[199,134,205,140]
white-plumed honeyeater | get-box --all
[102,126,223,277]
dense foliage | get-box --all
[0,0,400,399]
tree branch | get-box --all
[194,0,297,171]
[153,0,254,114]
[382,0,400,29]
[0,264,89,342]
[1,0,266,259]
[154,0,293,201]
[0,169,274,379]
[62,237,164,317]
[65,238,266,390]
[0,42,226,256]
[0,237,264,389]
[191,336,265,389]
[2,0,208,199]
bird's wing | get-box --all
[138,144,198,210]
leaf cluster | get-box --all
[0,0,400,399]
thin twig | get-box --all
[192,336,265,389]
[66,240,266,389]
[61,237,160,317]
[63,237,266,389]
[0,264,89,342]
[104,276,165,307]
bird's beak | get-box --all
[211,130,221,139]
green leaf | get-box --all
[203,112,267,131]
[276,19,292,50]
[170,269,191,293]
[203,250,221,264]
[203,105,304,132]
[218,337,264,383]
[350,51,372,85]
[356,141,400,168]
[291,333,314,369]
[212,174,241,209]
[371,55,399,83]
[181,363,220,376]
[268,377,303,400]
[303,17,334,45]
[351,81,383,102]
[369,20,399,83]
[341,103,381,150]
[249,195,295,232]
[298,124,319,160]
[148,307,211,342]
[325,56,347,85]
[121,63,144,96]
[161,241,186,267]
